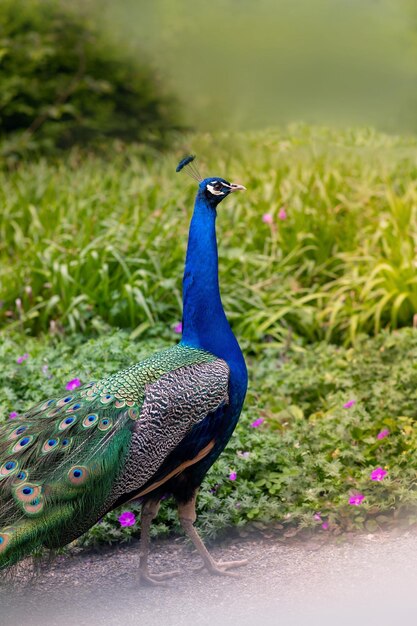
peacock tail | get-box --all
[0,344,229,569]
[1,162,248,577]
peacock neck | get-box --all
[180,193,246,385]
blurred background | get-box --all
[100,0,417,134]
[2,0,417,156]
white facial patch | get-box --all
[206,181,232,196]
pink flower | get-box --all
[321,522,329,530]
[9,411,18,419]
[262,213,273,224]
[237,451,250,459]
[118,511,136,527]
[377,428,390,440]
[16,353,29,364]
[173,322,183,334]
[370,467,387,481]
[66,378,81,391]
[278,208,287,220]
[343,400,356,409]
[250,417,265,428]
[349,493,365,506]
[229,471,237,481]
[313,512,322,521]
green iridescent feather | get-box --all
[0,344,217,569]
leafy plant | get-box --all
[1,124,417,346]
[2,326,417,543]
[0,0,180,162]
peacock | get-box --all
[0,156,248,583]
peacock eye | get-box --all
[213,183,222,191]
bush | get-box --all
[2,326,417,543]
[0,0,180,162]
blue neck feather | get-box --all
[180,190,247,390]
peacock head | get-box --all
[199,177,246,207]
[176,155,246,208]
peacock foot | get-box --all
[138,568,181,586]
[203,558,249,577]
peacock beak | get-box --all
[229,183,246,192]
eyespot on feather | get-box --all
[128,408,139,420]
[98,418,112,432]
[0,459,19,479]
[23,498,44,515]
[42,438,60,453]
[40,399,56,411]
[59,416,77,431]
[14,470,28,483]
[82,413,98,428]
[66,402,82,413]
[57,395,74,408]
[14,483,41,503]
[0,530,14,553]
[11,435,35,453]
[114,399,125,408]
[8,425,28,441]
[100,393,114,405]
[68,466,89,485]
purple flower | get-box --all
[343,399,356,409]
[229,471,237,481]
[237,451,250,459]
[9,411,18,419]
[321,522,329,530]
[66,378,81,391]
[377,428,390,440]
[118,511,136,527]
[349,493,365,506]
[370,467,387,481]
[173,322,183,334]
[262,213,273,224]
[16,353,29,364]
[250,417,265,428]
[313,512,322,521]
[278,208,287,220]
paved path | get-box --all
[2,528,417,626]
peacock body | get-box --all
[0,159,248,580]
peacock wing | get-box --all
[106,354,230,505]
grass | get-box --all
[2,124,417,347]
[2,326,417,542]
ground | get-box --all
[2,527,417,626]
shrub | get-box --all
[0,0,180,162]
[2,326,417,543]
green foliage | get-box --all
[1,124,417,346]
[0,0,180,162]
[2,326,417,542]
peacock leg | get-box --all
[178,493,248,577]
[139,499,180,586]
